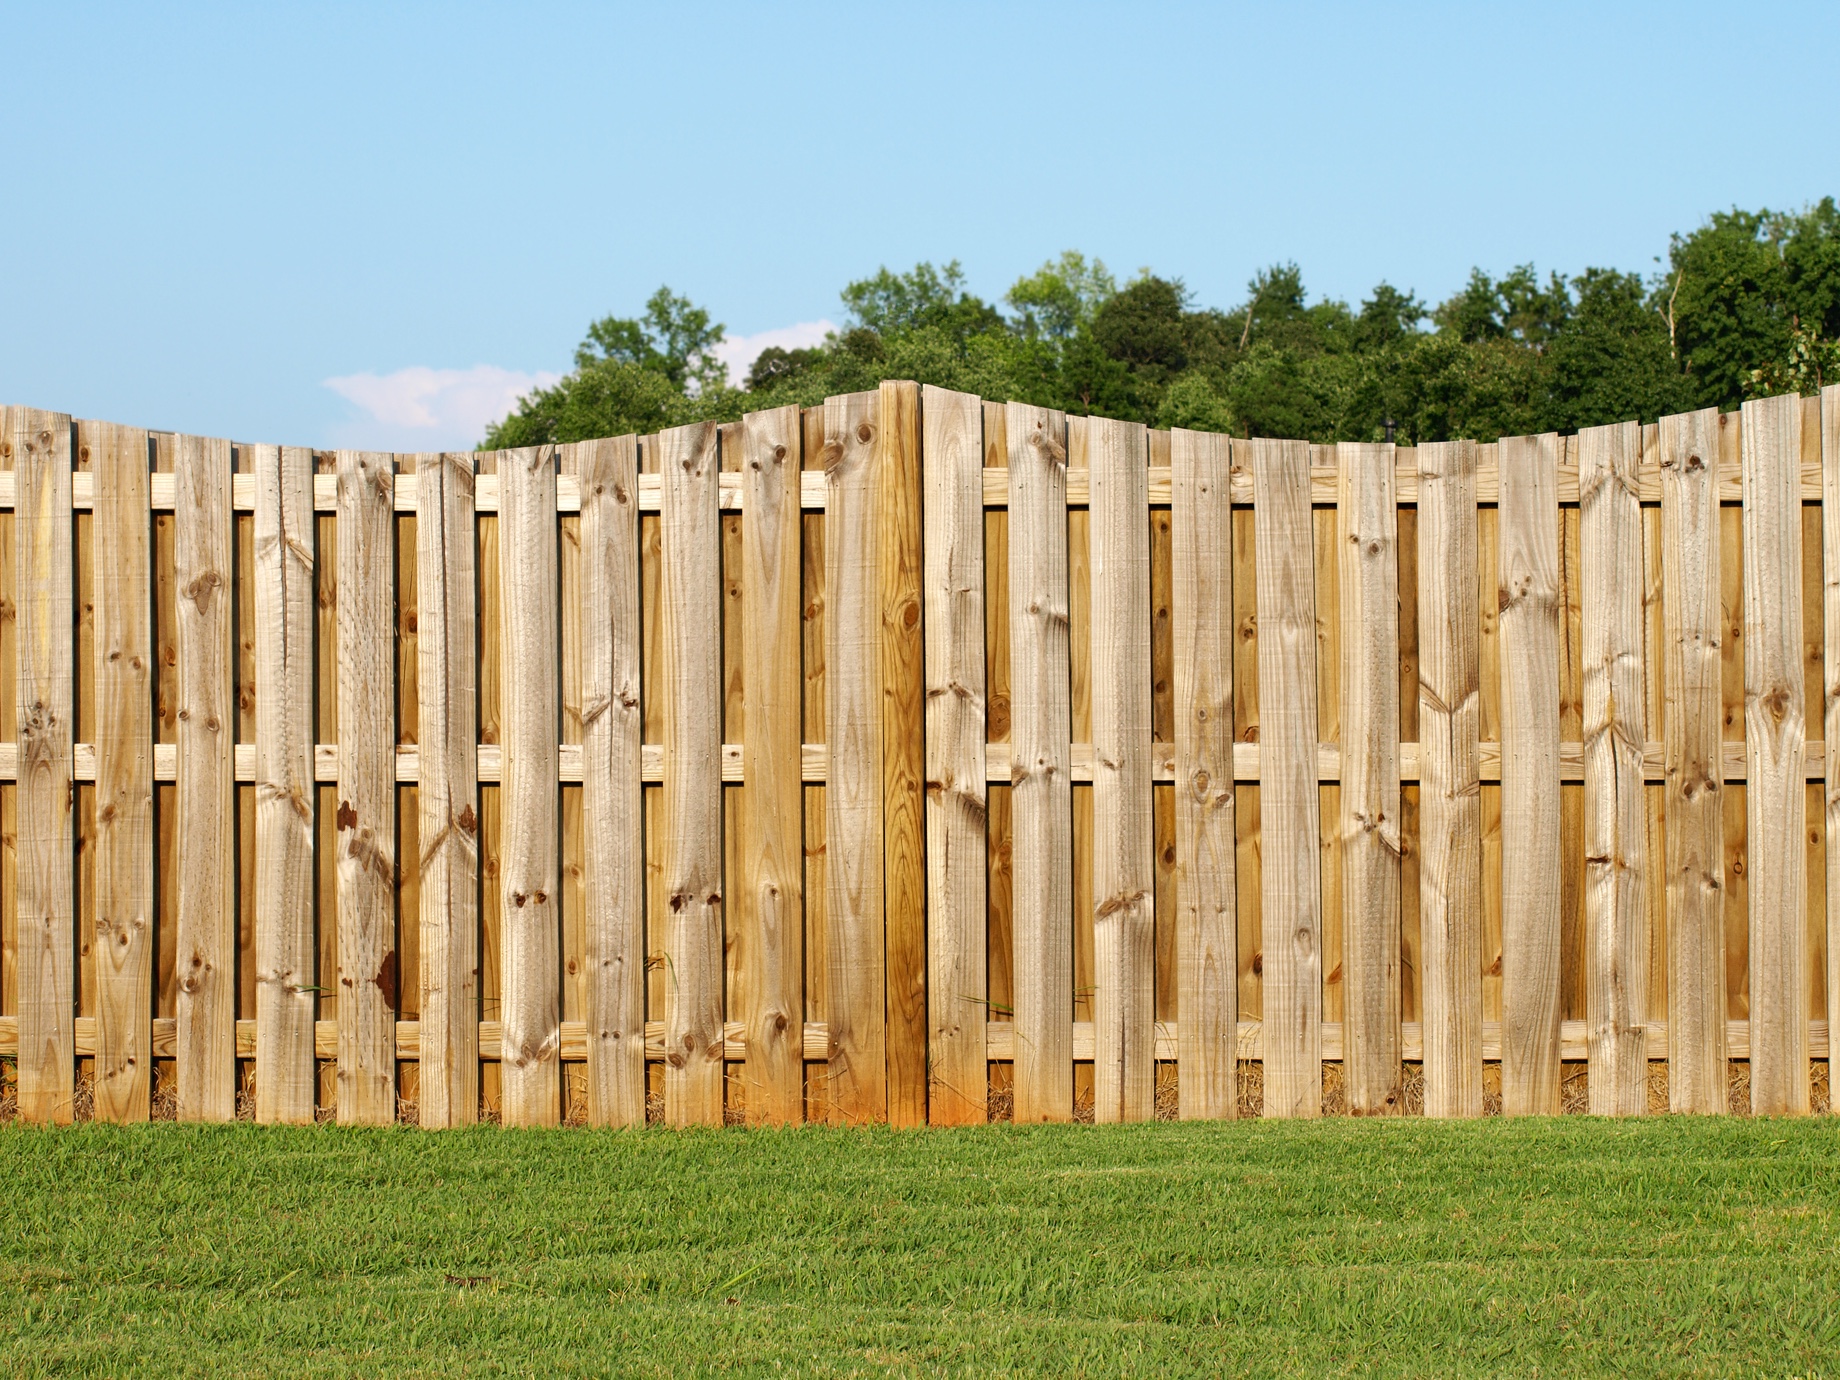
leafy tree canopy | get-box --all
[483,197,1840,450]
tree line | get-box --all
[483,199,1840,450]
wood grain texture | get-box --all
[416,452,479,1127]
[1337,441,1402,1114]
[1578,422,1649,1116]
[1170,429,1236,1119]
[86,421,154,1121]
[13,409,75,1122]
[878,380,926,1126]
[497,444,561,1126]
[1417,440,1483,1118]
[921,386,987,1124]
[1827,385,1840,1089]
[658,423,724,1126]
[1252,438,1322,1118]
[736,408,805,1125]
[173,434,236,1120]
[252,444,316,1123]
[1088,415,1154,1122]
[1661,407,1727,1113]
[334,450,396,1123]
[1497,433,1563,1115]
[577,435,645,1126]
[1007,402,1072,1122]
[1741,394,1810,1114]
[822,393,886,1123]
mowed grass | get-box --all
[0,1115,1836,1378]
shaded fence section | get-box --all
[0,385,1835,1126]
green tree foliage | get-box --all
[484,199,1840,448]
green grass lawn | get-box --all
[0,1116,1836,1378]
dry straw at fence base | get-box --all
[0,388,1836,1129]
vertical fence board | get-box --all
[1661,408,1727,1113]
[1337,441,1402,1113]
[1826,384,1840,1081]
[252,444,316,1123]
[417,453,478,1127]
[658,424,723,1126]
[1497,433,1563,1115]
[173,434,235,1120]
[822,394,886,1123]
[577,436,645,1126]
[1008,402,1072,1122]
[334,450,396,1123]
[1171,429,1236,1119]
[88,422,153,1122]
[736,408,805,1125]
[1417,440,1482,1118]
[921,387,987,1125]
[1089,416,1154,1123]
[878,381,927,1126]
[1252,438,1321,1117]
[1742,394,1809,1114]
[498,445,562,1125]
[15,410,74,1123]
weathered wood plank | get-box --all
[497,444,561,1126]
[657,423,723,1126]
[822,393,886,1123]
[1578,422,1649,1116]
[334,450,396,1123]
[734,408,805,1125]
[577,435,645,1126]
[416,452,479,1127]
[1252,438,1322,1118]
[1660,407,1727,1113]
[13,410,75,1123]
[1496,433,1563,1115]
[1827,384,1840,1090]
[1170,428,1236,1119]
[1088,416,1154,1122]
[921,386,987,1125]
[1337,441,1402,1114]
[1007,402,1073,1123]
[253,444,316,1123]
[172,434,236,1121]
[878,380,927,1126]
[85,421,154,1121]
[1742,393,1810,1115]
[1417,440,1483,1118]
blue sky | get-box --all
[4,1,1834,451]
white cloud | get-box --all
[711,320,836,387]
[323,364,561,451]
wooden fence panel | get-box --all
[1497,433,1563,1115]
[417,452,478,1127]
[173,433,236,1121]
[1170,428,1235,1119]
[89,421,153,1122]
[1661,408,1727,1114]
[1417,440,1482,1118]
[253,443,316,1124]
[1008,402,1072,1123]
[659,423,724,1126]
[577,434,645,1126]
[1741,394,1809,1115]
[1827,383,1840,1072]
[1089,416,1154,1123]
[14,409,75,1123]
[1252,438,1321,1118]
[921,386,987,1125]
[334,450,396,1124]
[1337,441,1402,1114]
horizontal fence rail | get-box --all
[0,386,1836,1126]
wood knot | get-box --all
[855,423,873,444]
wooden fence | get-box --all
[0,384,1834,1127]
